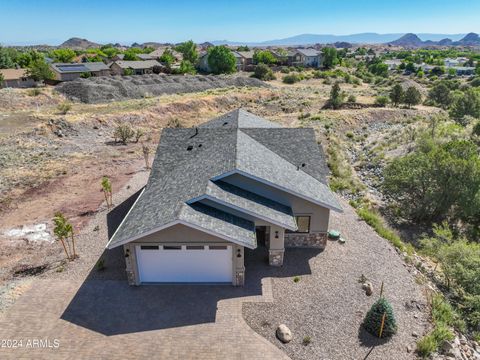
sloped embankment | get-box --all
[56,74,268,103]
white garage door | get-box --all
[136,244,233,283]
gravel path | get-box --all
[243,197,429,360]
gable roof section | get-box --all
[112,60,161,69]
[191,180,297,230]
[233,130,341,211]
[0,69,28,80]
[107,109,341,249]
[296,48,320,57]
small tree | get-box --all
[404,86,422,108]
[142,144,151,169]
[429,82,453,109]
[325,82,345,109]
[253,50,277,65]
[363,297,397,338]
[389,84,404,107]
[123,68,134,76]
[101,176,113,209]
[57,102,72,114]
[175,40,198,64]
[53,212,76,260]
[51,48,76,63]
[27,59,54,81]
[159,48,175,68]
[449,88,480,122]
[178,60,196,75]
[322,47,338,69]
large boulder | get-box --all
[276,324,293,343]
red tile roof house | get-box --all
[107,109,342,286]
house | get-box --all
[384,59,402,70]
[236,50,255,70]
[148,47,183,62]
[444,57,469,68]
[50,62,110,81]
[288,49,322,68]
[109,60,162,75]
[107,109,342,286]
[0,69,38,88]
[452,66,476,76]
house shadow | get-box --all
[61,192,321,335]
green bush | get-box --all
[362,297,397,338]
[375,95,389,107]
[416,334,437,358]
[253,63,275,81]
[347,94,356,103]
[57,102,72,114]
[282,74,301,84]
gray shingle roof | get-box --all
[202,181,297,230]
[112,60,162,69]
[84,62,110,72]
[107,108,341,249]
[296,48,320,57]
[200,108,282,129]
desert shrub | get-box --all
[253,63,275,81]
[302,336,311,345]
[375,95,389,107]
[27,88,42,96]
[114,124,135,144]
[152,65,163,74]
[134,128,145,143]
[57,102,72,114]
[80,72,92,79]
[280,67,290,74]
[362,297,397,338]
[347,94,356,103]
[416,334,437,358]
[428,82,453,109]
[123,68,134,76]
[293,276,300,283]
[416,324,454,358]
[166,117,183,128]
[470,77,480,87]
[421,224,480,328]
[324,82,346,109]
[473,121,480,136]
[346,131,354,138]
[282,74,301,84]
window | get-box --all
[286,216,311,234]
[140,245,159,250]
[186,245,204,250]
[209,245,227,250]
[163,245,181,250]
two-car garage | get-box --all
[135,244,233,283]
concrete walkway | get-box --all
[0,276,289,359]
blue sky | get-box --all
[1,0,479,45]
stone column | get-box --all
[233,245,245,286]
[268,225,285,266]
[124,244,139,286]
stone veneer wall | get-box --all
[284,232,328,249]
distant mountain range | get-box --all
[389,32,480,47]
[211,33,470,46]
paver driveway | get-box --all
[0,268,290,360]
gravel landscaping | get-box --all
[56,74,268,103]
[243,197,429,360]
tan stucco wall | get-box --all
[222,173,331,233]
[132,224,230,244]
[126,224,245,286]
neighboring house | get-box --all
[110,54,125,61]
[148,47,183,62]
[444,57,469,68]
[50,62,110,81]
[452,66,476,76]
[107,109,342,286]
[384,59,402,70]
[270,50,289,65]
[231,51,244,71]
[296,49,322,68]
[0,69,38,88]
[236,50,255,70]
[137,53,157,61]
[109,60,162,75]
